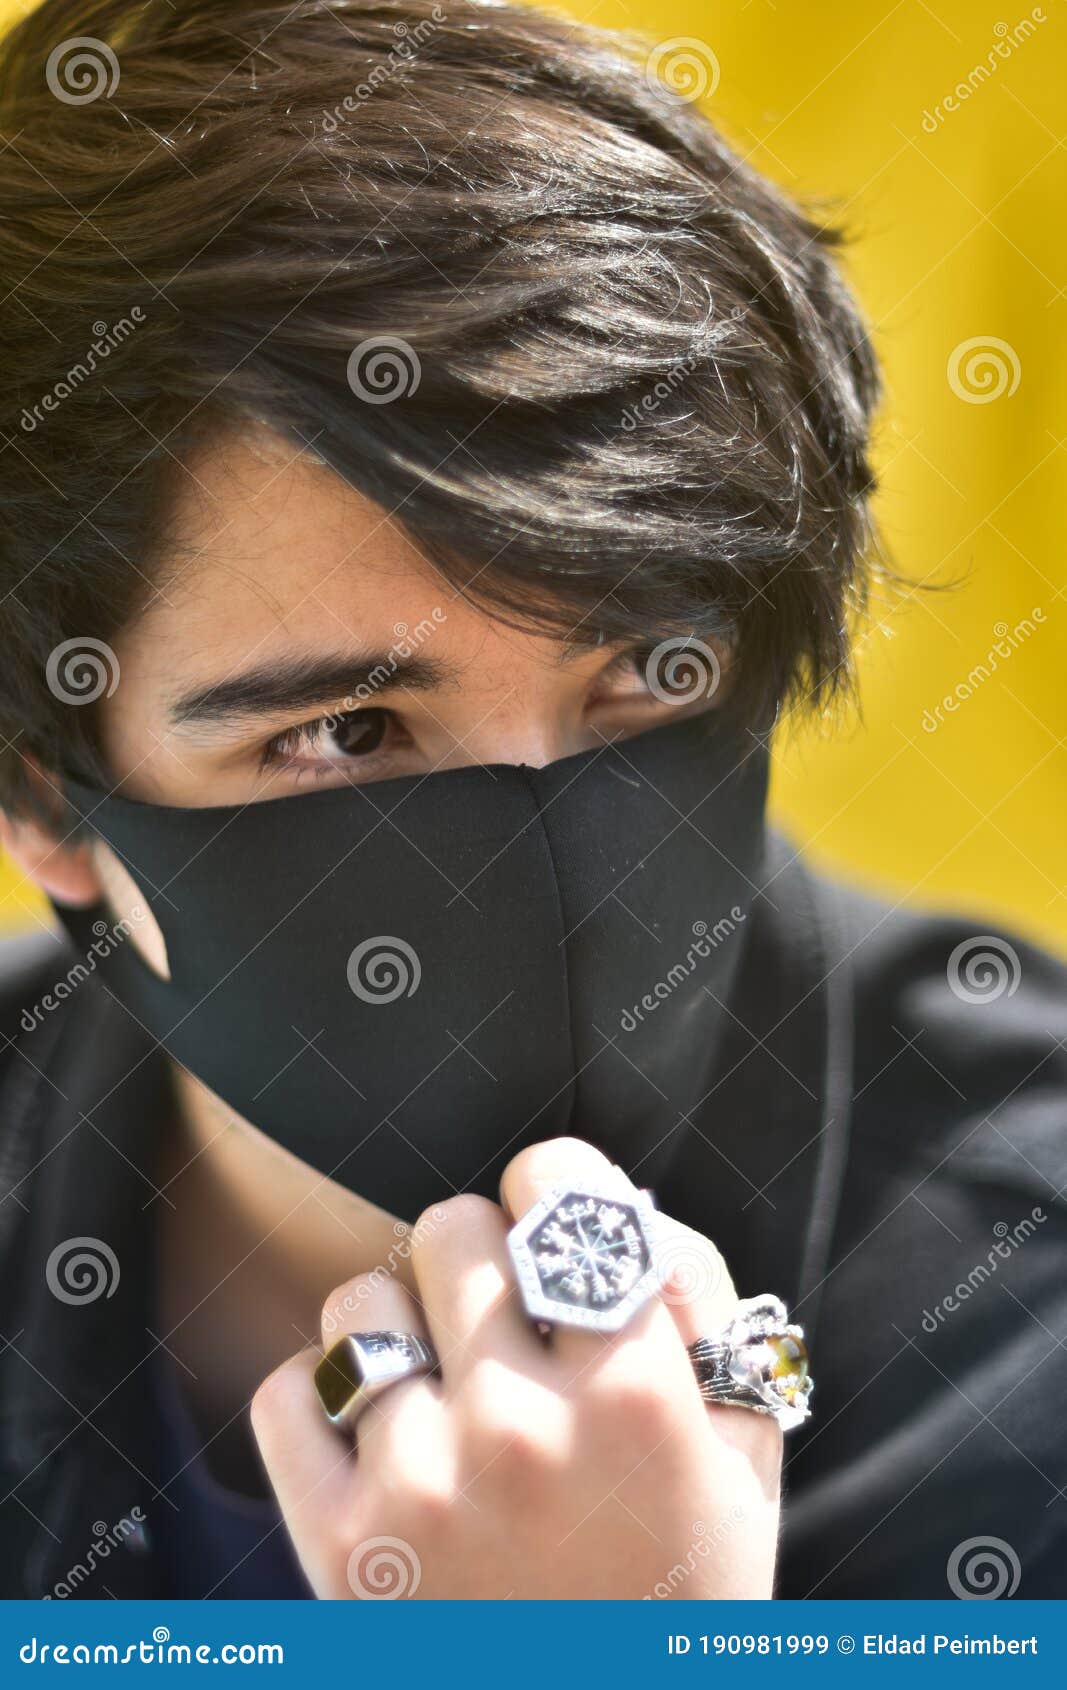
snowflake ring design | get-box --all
[507,1178,662,1332]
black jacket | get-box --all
[1,842,1065,1599]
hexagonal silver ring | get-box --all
[507,1178,662,1333]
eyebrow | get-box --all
[165,650,452,731]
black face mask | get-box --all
[60,711,769,1221]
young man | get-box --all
[0,0,1063,1601]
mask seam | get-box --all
[518,769,581,1140]
[793,869,855,1347]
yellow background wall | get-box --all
[2,0,1065,947]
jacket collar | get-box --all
[0,972,171,1592]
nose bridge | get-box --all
[468,719,570,770]
[450,666,578,770]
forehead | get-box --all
[118,423,453,681]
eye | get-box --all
[260,707,393,776]
[588,646,659,703]
[322,709,389,758]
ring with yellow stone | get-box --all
[688,1294,813,1431]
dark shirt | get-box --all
[151,1345,311,1599]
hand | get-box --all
[250,1136,782,1598]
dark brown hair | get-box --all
[0,0,880,812]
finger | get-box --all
[319,1269,436,1453]
[653,1211,737,1347]
[358,1365,454,1509]
[650,1215,778,1460]
[250,1348,352,1579]
[650,1229,782,1472]
[499,1136,690,1386]
[320,1268,427,1352]
[409,1194,548,1388]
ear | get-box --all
[0,804,103,908]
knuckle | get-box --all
[585,1358,679,1441]
[462,1376,566,1483]
[467,1405,538,1468]
[250,1351,311,1433]
[377,1429,455,1518]
[440,1192,500,1230]
[405,1474,456,1525]
[320,1275,376,1338]
[504,1137,605,1188]
[413,1191,496,1248]
[470,1421,558,1497]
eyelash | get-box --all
[259,710,392,776]
[258,649,670,776]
